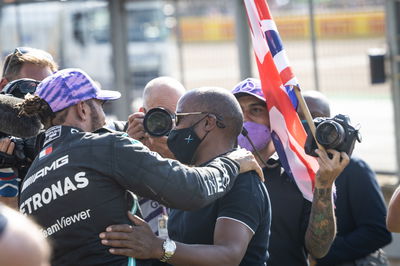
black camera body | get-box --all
[304,114,361,157]
[0,132,36,169]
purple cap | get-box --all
[36,68,121,112]
[231,78,265,102]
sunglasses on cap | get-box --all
[2,47,54,77]
[1,78,40,99]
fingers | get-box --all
[128,112,145,123]
[127,112,146,140]
[340,152,350,167]
[6,142,15,155]
[255,164,264,182]
[100,231,133,241]
[108,248,135,256]
[127,212,145,225]
[0,138,12,154]
[101,239,132,248]
[104,224,133,234]
[315,148,349,166]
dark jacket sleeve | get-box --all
[110,135,240,211]
[316,158,392,265]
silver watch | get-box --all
[160,238,176,262]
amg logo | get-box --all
[21,155,69,193]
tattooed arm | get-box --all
[305,149,350,258]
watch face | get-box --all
[163,239,176,253]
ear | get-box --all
[75,101,89,121]
[0,78,9,91]
[203,115,217,132]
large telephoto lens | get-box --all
[143,107,173,137]
[316,121,345,149]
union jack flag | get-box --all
[244,0,319,201]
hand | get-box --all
[99,212,164,260]
[146,136,175,159]
[314,149,350,188]
[227,148,264,181]
[0,138,15,155]
[127,112,146,140]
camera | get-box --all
[304,114,361,157]
[0,132,36,169]
[143,107,174,137]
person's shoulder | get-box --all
[234,171,268,201]
[349,156,370,168]
[237,170,263,184]
[344,156,373,175]
[84,127,137,145]
[338,156,376,186]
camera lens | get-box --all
[143,107,173,137]
[316,121,345,149]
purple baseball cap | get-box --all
[231,78,266,102]
[35,68,121,112]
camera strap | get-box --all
[241,128,269,168]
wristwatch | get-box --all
[160,238,176,262]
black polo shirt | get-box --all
[168,171,271,265]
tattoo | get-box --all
[305,187,336,258]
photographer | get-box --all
[1,47,57,90]
[127,76,185,235]
[231,78,349,265]
[127,77,185,158]
[18,68,262,266]
[0,47,57,209]
[0,80,43,209]
[300,91,392,266]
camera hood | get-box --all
[143,107,174,137]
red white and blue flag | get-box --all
[244,0,319,201]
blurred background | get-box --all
[0,0,399,260]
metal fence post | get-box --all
[234,0,252,80]
[308,0,320,91]
[386,0,400,178]
[109,0,131,120]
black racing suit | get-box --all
[19,125,240,266]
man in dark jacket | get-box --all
[300,90,392,266]
[232,78,350,266]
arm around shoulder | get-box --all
[111,136,240,210]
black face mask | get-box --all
[167,116,208,164]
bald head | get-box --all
[0,205,50,266]
[178,87,243,141]
[302,90,331,119]
[142,77,185,113]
